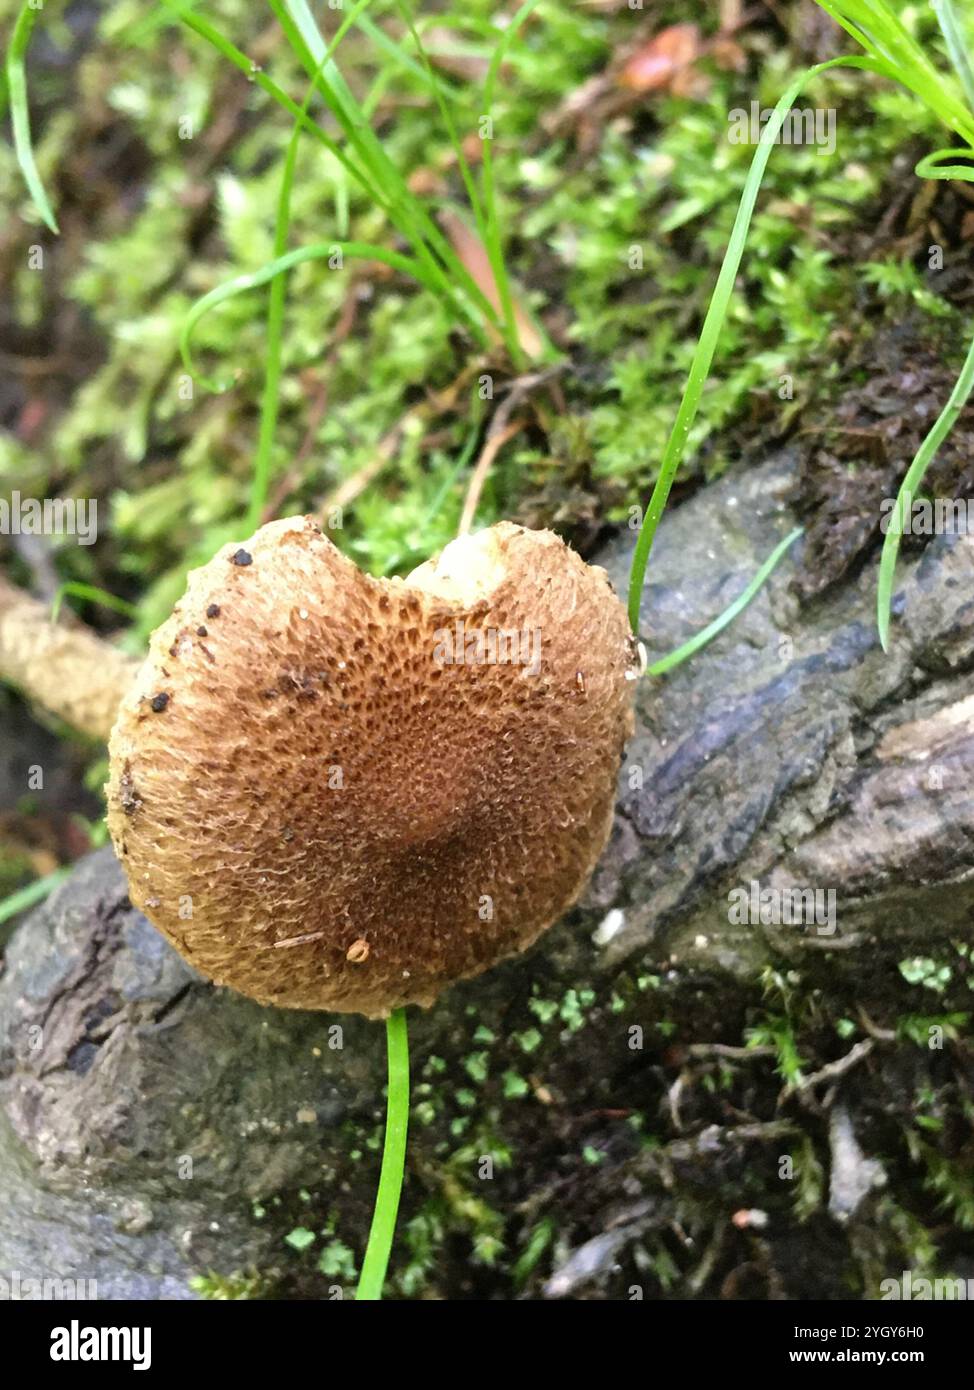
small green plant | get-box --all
[746,1014,806,1088]
[900,955,953,991]
[627,0,974,650]
[6,4,58,233]
[356,1009,409,1300]
[166,0,539,363]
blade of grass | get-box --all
[6,3,59,233]
[169,0,514,347]
[480,0,546,367]
[815,0,974,145]
[627,56,877,632]
[392,1,487,237]
[50,583,138,624]
[163,1,382,200]
[647,528,803,676]
[247,115,300,533]
[355,10,458,95]
[934,0,974,112]
[169,0,488,337]
[356,1008,409,1301]
[272,0,500,340]
[180,241,443,392]
[247,0,375,531]
[0,867,70,927]
[915,147,974,180]
[812,2,974,646]
[876,324,974,650]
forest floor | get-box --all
[2,0,974,1298]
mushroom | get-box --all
[106,516,638,1017]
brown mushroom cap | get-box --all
[106,517,637,1018]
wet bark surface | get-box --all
[2,451,973,1299]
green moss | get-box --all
[501,1070,529,1099]
[463,1051,489,1083]
[284,1225,315,1252]
[188,1269,268,1300]
[316,1239,357,1281]
[515,1027,542,1053]
[906,1133,974,1229]
[899,956,953,991]
[8,0,955,651]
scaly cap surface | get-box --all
[107,517,637,1017]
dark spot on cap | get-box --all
[231,549,253,567]
[206,603,221,618]
[150,692,170,713]
[196,625,208,637]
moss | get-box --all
[5,0,958,662]
[188,1269,270,1300]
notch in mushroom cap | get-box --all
[106,516,638,1018]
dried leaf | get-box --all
[439,208,545,360]
[617,24,701,94]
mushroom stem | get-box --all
[356,1009,411,1300]
[0,575,137,740]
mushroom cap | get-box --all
[106,517,637,1017]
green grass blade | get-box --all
[876,324,974,650]
[0,867,70,927]
[481,0,545,367]
[356,1009,410,1301]
[647,528,803,676]
[6,4,59,233]
[934,0,974,112]
[627,57,875,632]
[171,0,486,338]
[50,583,138,624]
[915,147,974,180]
[355,10,456,94]
[814,0,974,145]
[272,0,499,338]
[818,7,882,61]
[246,0,375,531]
[163,1,385,211]
[247,126,299,533]
[392,1,487,238]
[171,0,501,346]
[180,241,441,392]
